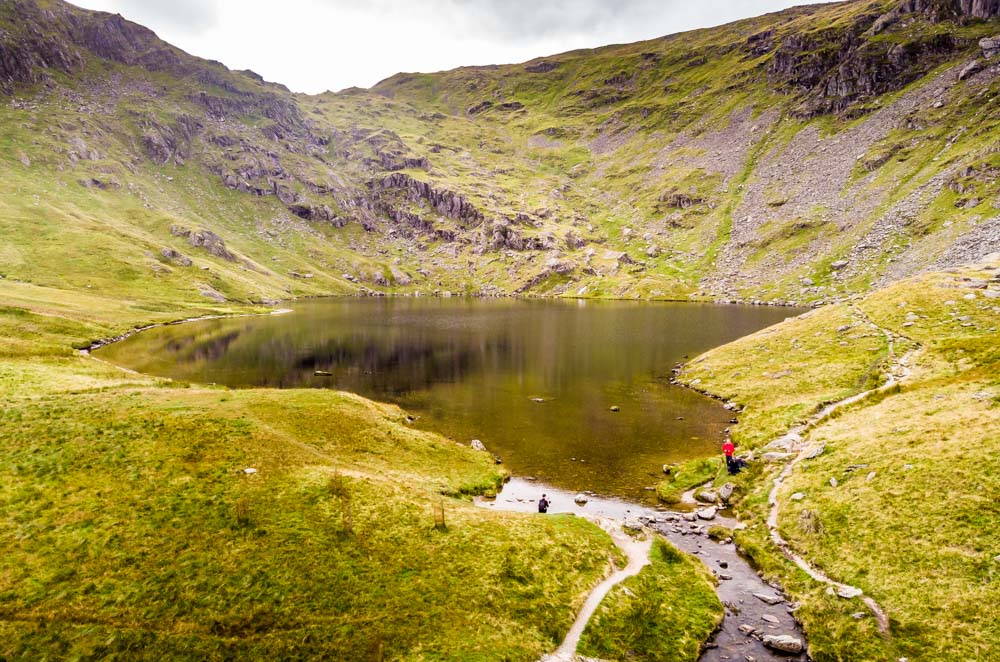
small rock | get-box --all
[763,452,794,463]
[695,490,718,504]
[762,635,804,654]
[609,405,621,412]
[831,260,849,270]
[719,482,735,503]
[804,443,826,460]
[718,572,733,580]
[791,492,806,501]
[574,493,589,505]
[761,614,780,624]
[623,516,644,531]
[242,468,258,475]
[838,586,863,599]
[683,512,698,522]
[958,59,984,81]
[830,477,839,487]
[903,464,914,471]
[852,612,867,620]
[866,471,877,482]
[697,506,717,521]
[470,439,487,452]
[738,623,757,635]
[314,370,332,377]
[753,592,784,606]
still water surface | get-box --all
[98,299,794,502]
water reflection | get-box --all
[98,298,795,502]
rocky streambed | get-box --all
[479,478,808,662]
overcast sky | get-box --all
[70,1,827,94]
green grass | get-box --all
[683,264,1000,661]
[0,289,622,660]
[656,456,724,504]
[577,537,723,662]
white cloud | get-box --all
[69,0,828,94]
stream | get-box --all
[481,479,809,661]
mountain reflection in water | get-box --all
[98,298,796,502]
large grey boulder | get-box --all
[763,634,804,654]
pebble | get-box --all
[830,477,839,487]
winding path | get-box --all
[541,518,652,662]
[763,309,919,635]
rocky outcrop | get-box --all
[898,0,1000,21]
[482,220,547,252]
[288,203,345,226]
[982,35,1000,57]
[170,226,237,261]
[372,173,484,225]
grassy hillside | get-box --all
[0,284,638,660]
[1,0,999,306]
[675,258,1000,661]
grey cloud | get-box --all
[319,0,825,44]
[108,0,220,34]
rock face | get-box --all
[371,173,484,226]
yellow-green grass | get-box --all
[678,303,896,449]
[680,264,1000,661]
[577,537,723,662]
[656,456,724,504]
[0,289,624,660]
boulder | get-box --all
[623,517,644,532]
[981,35,1000,58]
[574,493,589,505]
[470,439,487,452]
[161,248,192,267]
[695,490,718,504]
[804,443,826,460]
[753,592,784,606]
[719,482,736,503]
[763,634,804,654]
[958,59,984,81]
[696,506,717,521]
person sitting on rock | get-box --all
[538,494,550,514]
[723,440,736,474]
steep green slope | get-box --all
[676,257,1000,660]
[1,0,999,306]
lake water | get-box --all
[98,298,794,502]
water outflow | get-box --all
[481,478,808,662]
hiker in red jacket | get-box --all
[723,440,736,474]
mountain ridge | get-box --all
[1,0,999,307]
